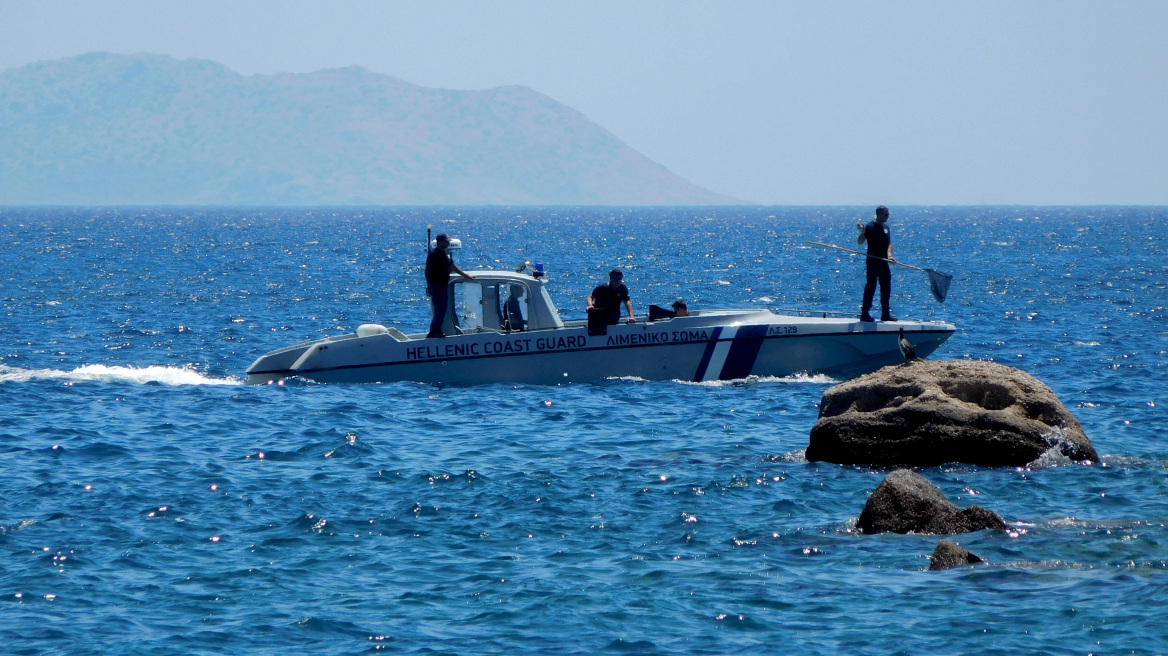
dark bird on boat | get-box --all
[898,328,919,363]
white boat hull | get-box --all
[245,311,955,385]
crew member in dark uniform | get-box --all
[586,268,635,325]
[856,205,896,322]
[505,284,526,332]
[425,234,474,338]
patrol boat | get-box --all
[245,268,956,385]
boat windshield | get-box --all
[453,279,505,333]
[449,275,560,332]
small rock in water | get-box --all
[929,540,985,571]
[858,469,1007,535]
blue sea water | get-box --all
[1,205,1165,655]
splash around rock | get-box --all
[806,359,1097,468]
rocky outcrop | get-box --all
[929,540,985,571]
[858,469,1007,535]
[806,359,1097,467]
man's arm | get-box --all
[450,261,475,280]
[856,222,867,245]
[586,293,596,310]
[624,299,636,323]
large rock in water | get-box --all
[806,360,1097,467]
[858,469,1007,535]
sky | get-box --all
[2,1,1166,205]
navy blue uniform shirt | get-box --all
[864,221,891,258]
[590,282,629,325]
[425,249,452,288]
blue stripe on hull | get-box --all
[692,326,724,382]
[718,324,769,380]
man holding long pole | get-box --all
[857,205,896,322]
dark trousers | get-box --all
[428,284,448,337]
[862,260,891,318]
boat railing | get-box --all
[771,307,860,319]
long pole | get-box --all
[425,225,432,298]
[806,240,954,303]
[805,241,928,272]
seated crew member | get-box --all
[425,233,474,338]
[505,284,526,332]
[648,297,689,321]
[586,268,635,325]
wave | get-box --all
[679,372,839,386]
[1025,426,1096,469]
[751,372,839,385]
[0,364,242,386]
[1026,446,1077,469]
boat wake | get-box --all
[678,372,839,386]
[752,373,839,385]
[0,364,243,386]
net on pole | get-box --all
[927,269,953,303]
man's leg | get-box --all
[428,285,448,337]
[878,265,895,321]
[861,263,878,321]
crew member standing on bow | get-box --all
[425,234,474,338]
[857,205,896,322]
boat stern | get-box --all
[244,341,316,384]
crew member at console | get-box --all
[506,284,526,332]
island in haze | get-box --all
[0,53,737,206]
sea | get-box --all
[1,206,1165,656]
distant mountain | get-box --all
[0,53,736,206]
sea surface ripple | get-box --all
[1,206,1166,655]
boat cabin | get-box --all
[440,271,564,335]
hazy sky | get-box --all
[2,1,1166,205]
